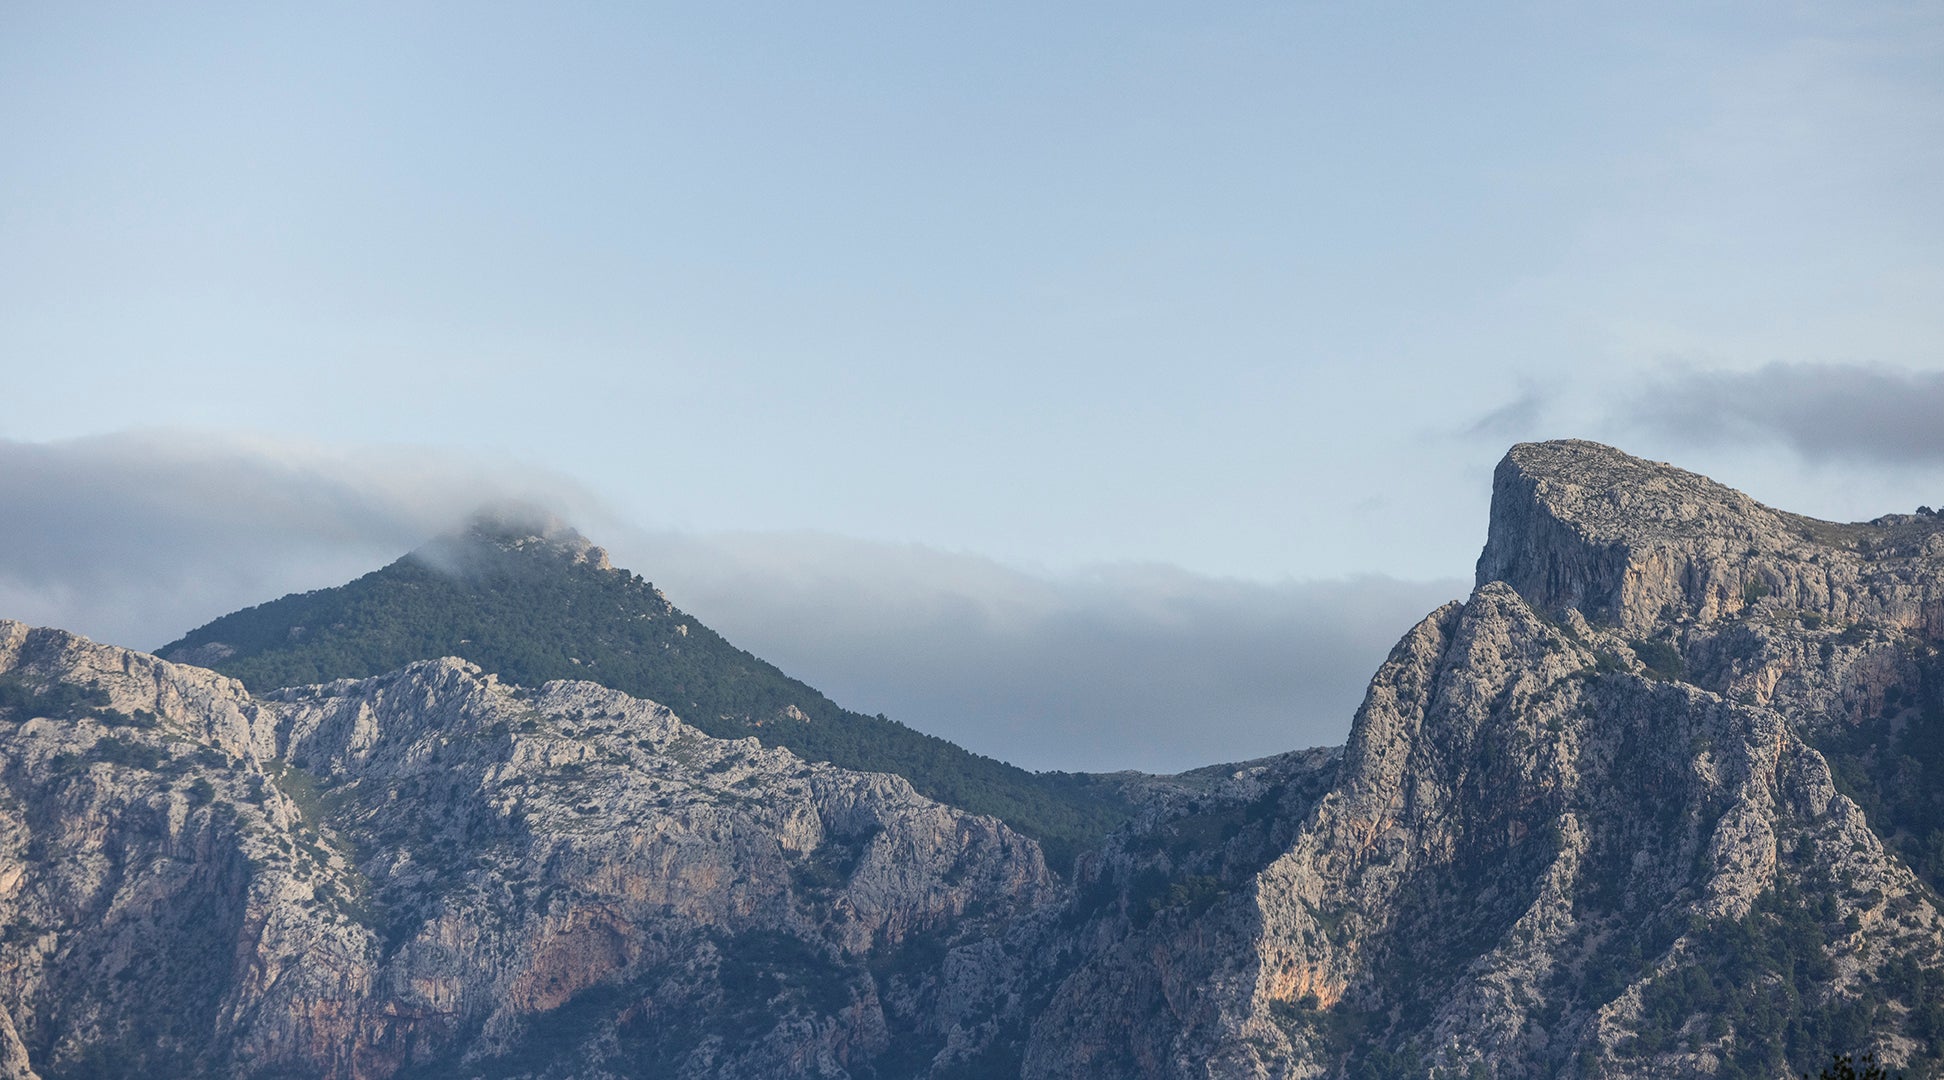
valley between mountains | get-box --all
[2,440,1942,1079]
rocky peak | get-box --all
[1477,440,1944,636]
[418,505,613,574]
[1487,440,1788,548]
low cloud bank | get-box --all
[0,431,1458,773]
[1623,362,1944,465]
[614,532,1459,771]
[0,431,603,650]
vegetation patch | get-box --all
[1620,879,1939,1079]
[0,676,128,723]
[1814,655,1944,895]
[88,734,166,771]
[1630,637,1687,682]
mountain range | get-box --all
[1,440,1940,1079]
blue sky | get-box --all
[3,3,1943,768]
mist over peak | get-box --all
[0,430,1454,771]
[408,504,616,578]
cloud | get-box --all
[609,531,1461,772]
[0,431,1459,773]
[0,430,602,650]
[1461,388,1553,442]
[1620,362,1944,465]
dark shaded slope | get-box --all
[160,520,1131,869]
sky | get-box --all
[2,3,1942,771]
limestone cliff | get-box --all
[1000,442,1944,1079]
[0,623,1050,1079]
[1477,440,1944,637]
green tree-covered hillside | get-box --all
[159,519,1132,869]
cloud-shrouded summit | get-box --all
[0,431,1456,772]
[0,431,609,647]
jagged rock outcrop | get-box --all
[0,622,1050,1079]
[1478,440,1944,637]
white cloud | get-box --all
[1621,362,1944,465]
[613,530,1459,771]
[0,430,1458,772]
[0,430,603,648]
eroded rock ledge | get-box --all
[1477,440,1944,636]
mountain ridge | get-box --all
[3,439,1941,1078]
[158,514,1135,871]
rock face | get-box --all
[0,623,1051,1079]
[3,439,1943,1079]
[1477,440,1944,637]
[995,441,1944,1079]
[1013,584,1942,1078]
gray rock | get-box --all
[1000,442,1944,1078]
[0,625,1050,1078]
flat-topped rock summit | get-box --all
[418,508,616,572]
[1478,439,1944,635]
